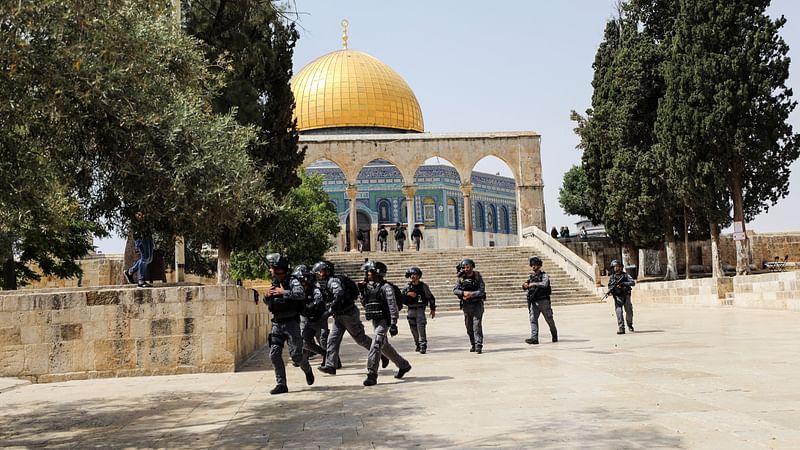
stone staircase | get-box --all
[324,246,601,311]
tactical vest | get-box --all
[609,273,632,296]
[526,271,551,302]
[302,288,327,321]
[363,282,390,321]
[267,278,301,321]
[404,282,426,307]
[322,277,356,314]
[458,272,484,302]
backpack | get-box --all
[382,281,404,311]
[335,274,360,302]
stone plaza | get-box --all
[1,303,799,449]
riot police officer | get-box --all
[293,265,328,361]
[313,261,389,375]
[402,266,436,353]
[453,258,486,353]
[360,261,412,386]
[522,256,558,345]
[608,260,636,334]
[264,254,314,395]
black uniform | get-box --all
[267,276,312,389]
[453,270,486,352]
[402,280,435,352]
[362,280,410,379]
[377,227,389,252]
[524,270,558,343]
[608,271,636,332]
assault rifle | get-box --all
[601,275,623,301]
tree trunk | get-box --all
[217,242,232,285]
[731,173,751,275]
[684,205,691,279]
[664,224,678,280]
[638,248,647,278]
[1,234,16,290]
[709,221,724,279]
[121,230,137,285]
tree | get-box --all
[184,0,306,283]
[1,1,268,287]
[231,172,341,281]
[656,0,799,276]
[558,164,595,221]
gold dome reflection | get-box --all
[291,49,424,133]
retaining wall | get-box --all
[0,285,269,383]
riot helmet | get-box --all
[312,261,334,279]
[265,253,289,270]
[291,264,315,284]
[529,256,543,267]
[405,266,423,278]
[460,258,475,269]
[361,261,388,276]
[610,259,622,268]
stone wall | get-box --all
[631,272,800,311]
[0,285,269,383]
[560,231,800,275]
[26,255,124,289]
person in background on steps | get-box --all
[123,213,154,288]
[453,258,486,354]
[394,223,406,252]
[411,224,424,251]
[377,225,389,252]
[608,259,636,334]
[522,256,558,345]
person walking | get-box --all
[357,229,366,253]
[394,224,406,252]
[377,225,389,252]
[360,261,412,386]
[123,231,154,288]
[401,266,436,353]
[522,256,558,345]
[453,258,486,353]
[608,260,636,334]
[411,225,424,251]
[263,254,314,395]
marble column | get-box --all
[402,185,417,229]
[460,183,474,248]
[347,185,359,253]
[516,184,546,238]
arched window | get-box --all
[378,199,391,223]
[487,205,497,233]
[499,206,510,233]
[475,202,485,232]
[423,197,436,227]
[329,200,338,213]
[447,197,458,228]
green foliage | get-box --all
[0,0,271,287]
[655,0,799,225]
[231,172,341,280]
[558,164,595,221]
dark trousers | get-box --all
[462,301,484,347]
[528,298,557,340]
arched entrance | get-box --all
[345,209,373,252]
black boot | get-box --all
[525,337,539,345]
[363,373,378,386]
[415,343,421,352]
[470,344,476,352]
[419,345,427,354]
[617,328,626,335]
[395,365,412,379]
[381,355,390,368]
[552,332,558,343]
[270,384,288,395]
[476,345,483,354]
[305,369,315,386]
[318,365,336,375]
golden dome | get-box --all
[291,49,424,133]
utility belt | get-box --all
[407,303,426,309]
[271,314,300,324]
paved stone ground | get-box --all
[1,303,799,449]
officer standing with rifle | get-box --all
[402,266,436,353]
[264,254,314,395]
[453,258,486,354]
[360,261,412,386]
[522,256,558,345]
[607,260,636,334]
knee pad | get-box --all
[269,333,286,348]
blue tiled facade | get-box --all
[307,164,518,235]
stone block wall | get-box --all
[632,277,733,307]
[730,271,800,311]
[0,285,268,383]
[26,255,124,289]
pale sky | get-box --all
[95,0,800,253]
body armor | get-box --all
[526,271,551,302]
[363,282,390,320]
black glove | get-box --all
[389,325,398,337]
